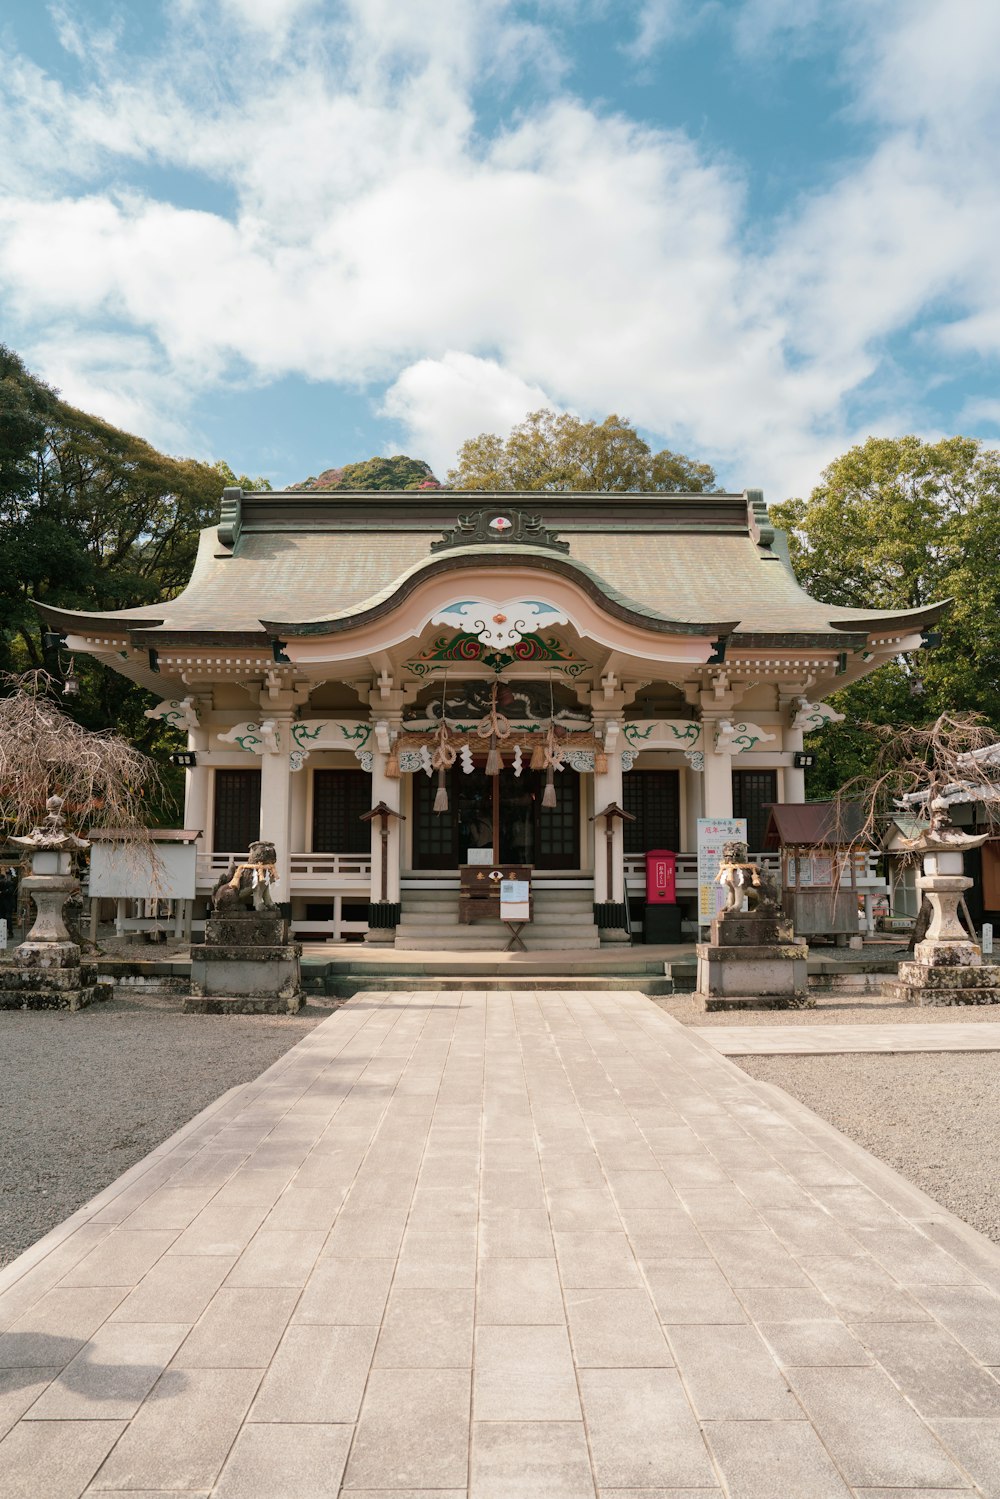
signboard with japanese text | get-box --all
[500,879,531,922]
[697,817,748,925]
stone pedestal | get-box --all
[696,909,810,1011]
[883,851,1000,1006]
[0,870,111,1011]
[186,911,302,1014]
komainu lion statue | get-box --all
[211,839,279,912]
[716,839,780,914]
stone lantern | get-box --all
[0,796,110,1011]
[885,792,1000,1006]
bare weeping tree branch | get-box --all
[834,712,1000,861]
[0,671,167,842]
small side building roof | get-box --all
[763,801,871,848]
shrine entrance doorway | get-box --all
[411,762,580,870]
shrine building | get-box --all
[38,485,944,948]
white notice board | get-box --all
[500,879,531,922]
[697,817,748,926]
[88,842,197,901]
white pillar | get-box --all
[260,716,293,905]
[592,750,625,903]
[184,722,211,845]
[371,746,402,906]
[702,743,734,820]
[780,693,806,803]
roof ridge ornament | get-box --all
[746,488,774,550]
[430,507,570,554]
[217,486,243,550]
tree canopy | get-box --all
[0,344,265,800]
[771,435,1000,795]
[296,455,435,491]
[448,409,717,492]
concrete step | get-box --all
[393,933,602,951]
[324,975,673,997]
[398,910,598,927]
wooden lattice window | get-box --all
[212,768,261,854]
[622,770,680,853]
[312,769,371,853]
[733,769,777,851]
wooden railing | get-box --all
[624,850,886,892]
[196,852,372,889]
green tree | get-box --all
[0,345,258,812]
[448,409,717,492]
[770,435,1000,795]
[297,455,435,490]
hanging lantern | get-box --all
[433,765,449,813]
[542,763,557,808]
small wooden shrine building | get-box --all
[38,485,944,947]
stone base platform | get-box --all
[183,992,303,1015]
[696,908,809,1011]
[188,910,303,1014]
[884,959,1000,1006]
[0,941,112,1011]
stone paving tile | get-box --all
[376,1287,475,1368]
[644,1259,748,1324]
[250,1323,376,1423]
[109,1253,234,1323]
[927,1417,1000,1494]
[0,1286,129,1369]
[667,1324,802,1420]
[856,1321,1000,1418]
[25,1320,189,1419]
[225,1229,327,1288]
[703,1420,853,1499]
[565,1288,673,1367]
[174,1287,298,1367]
[578,1368,716,1490]
[345,1368,471,1490]
[212,1420,353,1498]
[91,1368,261,1491]
[799,1253,932,1322]
[0,1367,61,1440]
[758,1319,873,1368]
[700,1228,811,1288]
[476,1256,564,1327]
[788,1365,966,1488]
[471,1420,594,1499]
[293,1256,396,1326]
[167,1201,269,1257]
[0,1417,127,1498]
[553,1232,643,1289]
[60,1232,176,1288]
[474,1324,581,1421]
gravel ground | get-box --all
[0,992,336,1268]
[738,1051,1000,1243]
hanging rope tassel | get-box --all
[529,739,546,771]
[433,765,449,813]
[542,763,557,808]
[594,749,608,775]
[385,744,400,778]
[485,735,502,776]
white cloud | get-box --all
[0,0,997,500]
[382,354,555,475]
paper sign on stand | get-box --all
[500,880,531,922]
[697,817,748,927]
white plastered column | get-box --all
[184,714,211,848]
[260,715,293,904]
[779,690,806,804]
[591,745,625,904]
[700,716,735,820]
[370,729,402,907]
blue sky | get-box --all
[1,0,998,499]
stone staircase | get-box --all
[393,883,603,951]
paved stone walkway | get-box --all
[695,1022,1000,1055]
[2,989,1000,1498]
